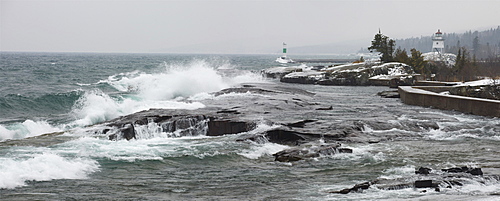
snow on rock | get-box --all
[261,65,306,79]
[422,52,456,67]
[281,70,325,84]
[275,62,417,86]
[457,78,500,86]
[324,62,370,72]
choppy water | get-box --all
[0,52,499,200]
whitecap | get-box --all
[0,120,62,141]
[0,153,98,189]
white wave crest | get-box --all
[70,89,205,126]
[0,153,98,189]
[0,120,62,141]
[69,59,264,127]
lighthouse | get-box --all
[432,29,445,54]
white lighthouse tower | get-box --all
[432,29,445,54]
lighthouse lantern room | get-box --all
[432,29,445,53]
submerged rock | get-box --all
[329,181,373,194]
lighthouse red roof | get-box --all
[436,29,442,34]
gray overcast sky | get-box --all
[1,0,499,54]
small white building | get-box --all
[432,29,445,54]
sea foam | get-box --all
[0,120,62,141]
[107,60,232,100]
[70,59,264,127]
[0,153,98,189]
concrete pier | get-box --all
[398,86,500,117]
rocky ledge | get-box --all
[78,82,447,163]
[449,84,500,100]
[330,166,499,194]
[262,62,418,87]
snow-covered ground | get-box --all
[422,52,456,67]
[457,78,500,86]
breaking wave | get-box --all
[0,153,99,189]
[0,59,265,141]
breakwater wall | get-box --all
[398,86,500,117]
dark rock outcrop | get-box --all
[377,90,400,98]
[272,143,352,162]
[98,108,257,140]
[442,166,483,175]
[415,167,432,175]
[108,123,136,141]
[414,180,436,188]
[329,181,373,194]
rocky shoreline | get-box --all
[262,62,417,87]
[3,66,497,197]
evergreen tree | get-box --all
[455,48,463,72]
[368,31,395,62]
[472,36,480,57]
[455,47,470,73]
[408,48,427,74]
[393,47,409,64]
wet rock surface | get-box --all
[330,166,498,194]
[377,90,400,98]
[273,143,353,162]
[87,82,445,146]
